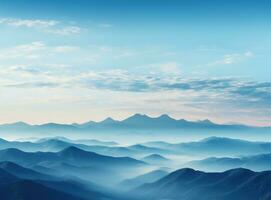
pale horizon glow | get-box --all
[0,112,269,127]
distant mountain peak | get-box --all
[100,117,117,123]
[124,113,176,123]
[200,136,246,143]
[129,114,174,120]
[13,121,30,126]
[122,113,151,123]
[170,168,200,177]
[178,118,189,122]
[58,146,98,158]
[78,120,97,128]
[0,114,261,133]
[131,113,149,118]
[200,136,221,142]
[157,114,174,120]
[144,154,168,160]
[224,168,254,174]
[1,121,31,128]
[198,119,214,124]
[60,146,84,153]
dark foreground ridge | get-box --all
[134,168,271,200]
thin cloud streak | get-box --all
[0,18,81,35]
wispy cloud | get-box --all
[3,81,60,88]
[207,51,254,66]
[0,18,58,28]
[46,26,81,35]
[0,42,45,60]
[78,72,271,111]
[0,18,81,35]
[2,65,269,109]
[0,42,78,61]
[0,65,270,125]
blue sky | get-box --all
[0,0,270,125]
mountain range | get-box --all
[135,168,271,200]
[0,146,147,186]
[0,160,125,200]
[188,152,271,172]
[1,133,271,199]
[0,137,172,158]
[3,136,271,159]
[144,136,271,157]
[1,114,269,134]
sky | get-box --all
[0,0,270,126]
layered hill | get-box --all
[135,168,271,200]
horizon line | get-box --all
[0,113,268,128]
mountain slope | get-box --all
[0,147,147,186]
[37,137,118,146]
[120,169,168,189]
[57,146,145,166]
[0,146,145,167]
[135,168,271,200]
[0,168,87,200]
[0,163,114,200]
[0,168,18,184]
[144,137,271,157]
[188,153,271,171]
[0,180,85,200]
[0,161,55,180]
[0,137,168,158]
[142,154,170,165]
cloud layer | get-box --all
[0,18,81,35]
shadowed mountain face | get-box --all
[0,161,55,181]
[141,154,170,166]
[0,180,86,200]
[0,146,147,186]
[0,165,106,200]
[0,146,145,168]
[120,169,168,190]
[0,168,18,184]
[0,161,125,200]
[135,168,271,200]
